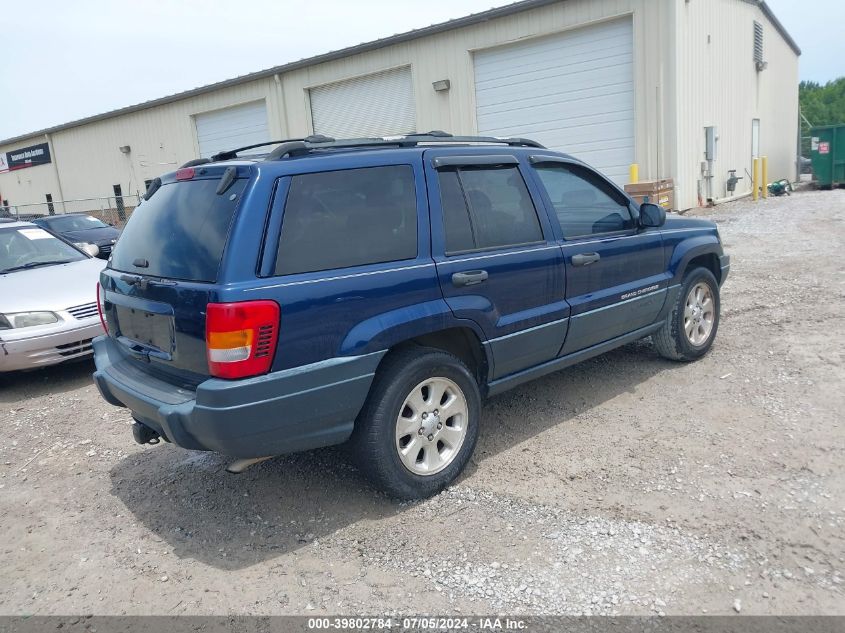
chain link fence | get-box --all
[0,194,143,228]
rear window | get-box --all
[110,178,246,282]
[274,165,417,275]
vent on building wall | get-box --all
[753,21,767,71]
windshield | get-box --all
[109,178,246,282]
[42,214,109,232]
[0,227,86,273]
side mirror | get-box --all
[639,202,666,228]
[82,243,100,257]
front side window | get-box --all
[275,165,417,275]
[533,163,634,238]
[437,165,543,254]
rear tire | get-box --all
[653,267,720,361]
[349,346,480,499]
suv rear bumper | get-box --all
[92,336,383,457]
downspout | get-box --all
[666,0,681,209]
[44,133,67,212]
[274,73,291,138]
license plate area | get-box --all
[113,302,175,360]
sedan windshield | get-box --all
[0,227,86,273]
[40,215,109,232]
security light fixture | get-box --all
[119,145,131,154]
[432,79,451,92]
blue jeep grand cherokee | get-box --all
[93,133,729,499]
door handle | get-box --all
[452,270,489,287]
[571,252,601,267]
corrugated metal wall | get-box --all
[278,0,670,170]
[0,0,797,213]
[671,0,799,209]
[1,0,671,209]
[0,78,281,211]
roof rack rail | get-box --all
[179,158,211,168]
[211,140,296,162]
[263,131,544,161]
[211,135,336,161]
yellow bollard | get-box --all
[752,157,759,201]
[761,156,768,199]
[629,163,639,184]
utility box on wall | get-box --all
[625,179,675,210]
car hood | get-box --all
[662,214,717,231]
[0,257,106,313]
[60,226,121,244]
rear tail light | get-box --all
[206,301,280,379]
[96,282,108,334]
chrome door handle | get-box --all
[452,270,489,287]
[571,253,601,267]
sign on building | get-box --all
[3,142,52,171]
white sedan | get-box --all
[0,219,105,372]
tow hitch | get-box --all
[132,421,161,445]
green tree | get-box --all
[799,77,845,154]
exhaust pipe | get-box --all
[132,421,160,445]
[226,456,273,474]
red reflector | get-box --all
[175,167,195,181]
[206,301,280,379]
[96,282,109,335]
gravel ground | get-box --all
[1,187,843,616]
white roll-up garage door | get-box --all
[474,18,634,184]
[195,100,270,159]
[310,67,416,138]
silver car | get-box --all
[0,220,105,371]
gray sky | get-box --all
[1,0,841,141]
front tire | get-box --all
[653,267,721,361]
[349,347,481,499]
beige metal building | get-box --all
[0,0,799,215]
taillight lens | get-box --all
[206,301,280,379]
[96,282,109,334]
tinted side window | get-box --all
[438,170,475,254]
[437,165,543,254]
[460,167,543,249]
[534,163,634,238]
[275,165,417,275]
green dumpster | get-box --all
[810,124,845,188]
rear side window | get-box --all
[439,171,475,254]
[275,165,417,275]
[437,165,543,254]
[110,178,246,282]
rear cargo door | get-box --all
[100,169,250,383]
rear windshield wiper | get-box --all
[144,177,162,201]
[216,166,237,195]
[0,259,76,273]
